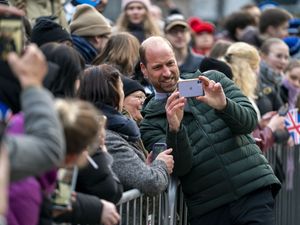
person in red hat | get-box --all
[188,17,215,56]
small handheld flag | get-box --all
[285,108,300,145]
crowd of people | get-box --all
[1,0,300,224]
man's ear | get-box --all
[266,26,275,37]
[140,62,148,79]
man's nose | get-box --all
[162,65,171,77]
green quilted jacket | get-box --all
[140,70,281,219]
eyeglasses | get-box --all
[130,95,146,101]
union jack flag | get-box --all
[285,108,300,145]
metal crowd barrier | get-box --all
[117,145,300,225]
[265,144,300,225]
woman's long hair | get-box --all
[225,42,260,99]
[92,32,140,77]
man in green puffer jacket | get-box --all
[139,36,281,225]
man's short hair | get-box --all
[259,8,292,34]
[139,36,173,66]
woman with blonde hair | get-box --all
[225,42,286,152]
[225,42,259,108]
[92,32,140,77]
[114,0,161,43]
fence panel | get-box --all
[117,145,300,225]
[265,145,300,225]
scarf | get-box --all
[95,102,140,141]
[71,34,98,64]
[282,78,300,109]
[260,61,283,87]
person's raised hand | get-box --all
[7,44,48,89]
[259,111,277,128]
[100,199,120,225]
[196,76,227,111]
[165,91,186,132]
[267,114,286,132]
[156,148,174,174]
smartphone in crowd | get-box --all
[0,15,23,62]
[278,104,289,116]
[151,143,167,161]
[177,79,204,98]
[51,166,78,210]
[0,14,23,90]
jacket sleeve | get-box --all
[213,72,258,134]
[166,125,193,177]
[4,87,65,181]
[106,131,169,196]
[140,108,193,177]
[54,192,102,225]
[76,151,123,204]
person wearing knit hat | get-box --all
[70,4,111,64]
[121,0,151,11]
[31,17,72,47]
[115,0,161,43]
[188,16,215,56]
[283,36,300,59]
[288,18,300,36]
[122,76,146,124]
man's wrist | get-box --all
[169,124,180,133]
[216,98,228,111]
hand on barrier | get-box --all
[100,199,120,225]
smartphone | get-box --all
[177,79,204,98]
[0,15,23,62]
[151,143,167,161]
[278,104,289,116]
[52,166,78,210]
[0,15,23,94]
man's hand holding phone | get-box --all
[165,91,186,132]
[196,76,227,111]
